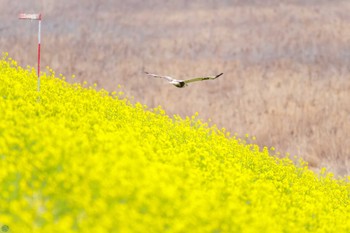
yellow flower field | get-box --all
[0,53,349,232]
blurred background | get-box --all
[1,0,350,176]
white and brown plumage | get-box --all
[144,71,223,88]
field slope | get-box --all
[0,54,349,232]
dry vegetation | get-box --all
[1,0,350,175]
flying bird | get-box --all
[144,71,223,88]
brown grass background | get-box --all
[1,0,350,176]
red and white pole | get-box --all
[18,13,42,92]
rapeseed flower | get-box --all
[0,54,349,232]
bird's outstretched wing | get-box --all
[144,71,176,82]
[184,73,223,84]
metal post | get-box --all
[18,13,42,92]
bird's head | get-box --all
[172,81,187,88]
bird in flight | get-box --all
[144,71,223,88]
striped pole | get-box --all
[18,13,42,92]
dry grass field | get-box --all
[1,0,350,176]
